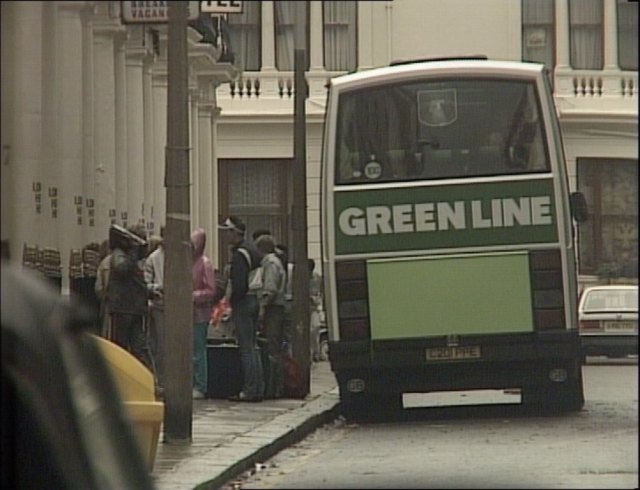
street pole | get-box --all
[164,1,193,443]
[291,1,310,397]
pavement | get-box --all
[151,360,341,490]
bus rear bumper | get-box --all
[329,331,583,395]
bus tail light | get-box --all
[530,250,566,331]
[579,320,599,331]
[335,260,371,340]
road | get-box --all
[227,357,638,489]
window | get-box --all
[226,1,261,71]
[569,0,603,69]
[522,0,555,72]
[275,2,309,71]
[218,159,292,267]
[323,1,357,72]
[577,159,638,279]
[335,80,550,185]
[617,0,638,71]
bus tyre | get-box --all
[523,378,584,415]
[340,392,401,423]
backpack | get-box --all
[238,247,262,292]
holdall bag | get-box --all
[282,350,305,399]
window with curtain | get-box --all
[323,1,357,72]
[569,0,603,70]
[218,159,292,267]
[521,0,555,72]
[577,159,638,279]
[617,0,638,71]
[275,2,309,71]
[226,1,261,71]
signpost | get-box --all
[163,1,193,444]
[291,1,310,397]
[119,0,195,443]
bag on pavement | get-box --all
[282,350,305,399]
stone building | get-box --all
[1,0,637,292]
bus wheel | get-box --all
[523,378,584,415]
[340,393,402,423]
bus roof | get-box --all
[329,59,546,90]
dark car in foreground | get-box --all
[1,262,154,489]
[578,284,638,363]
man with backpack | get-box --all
[219,216,265,402]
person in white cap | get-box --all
[219,216,265,402]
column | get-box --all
[190,88,200,230]
[197,91,213,255]
[309,0,323,71]
[125,25,146,228]
[259,1,280,99]
[357,2,374,70]
[151,33,168,234]
[0,2,16,254]
[114,31,129,228]
[553,0,574,97]
[143,50,156,235]
[209,100,222,268]
[555,0,570,69]
[81,5,96,242]
[57,1,86,292]
[8,1,44,256]
[93,17,120,237]
[261,1,276,70]
[603,0,619,70]
[308,1,327,99]
[601,0,623,97]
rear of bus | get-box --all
[320,59,585,418]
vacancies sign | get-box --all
[121,1,201,23]
[334,179,559,255]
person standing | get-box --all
[144,226,165,397]
[106,225,151,369]
[95,239,112,338]
[219,216,264,402]
[191,228,217,399]
[277,244,294,352]
[255,234,287,399]
[308,259,324,362]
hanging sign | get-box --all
[201,1,243,14]
[121,1,201,24]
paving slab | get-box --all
[151,361,340,489]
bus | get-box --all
[320,58,588,419]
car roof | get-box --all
[582,285,638,293]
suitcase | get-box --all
[206,341,243,399]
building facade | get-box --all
[1,0,637,293]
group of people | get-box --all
[93,214,323,403]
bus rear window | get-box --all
[335,79,550,185]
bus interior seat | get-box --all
[477,145,504,174]
[421,148,453,178]
[388,149,422,179]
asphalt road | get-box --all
[228,357,638,489]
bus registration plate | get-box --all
[604,321,635,332]
[426,346,481,361]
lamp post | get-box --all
[291,1,310,396]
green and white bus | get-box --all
[320,58,588,418]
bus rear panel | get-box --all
[320,60,584,418]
